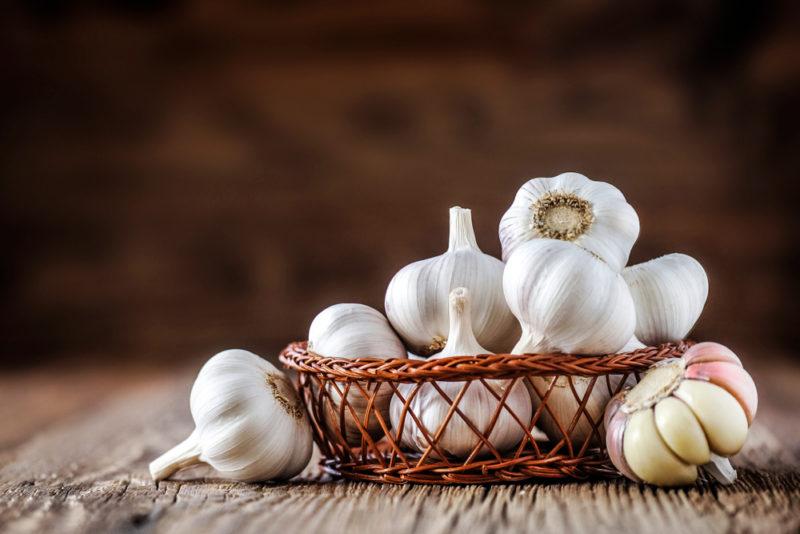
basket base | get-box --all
[318,451,621,485]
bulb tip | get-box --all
[449,286,469,305]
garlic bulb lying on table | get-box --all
[503,238,636,445]
[605,342,757,486]
[390,288,533,458]
[149,349,312,482]
[385,206,519,355]
[499,172,639,272]
[622,253,708,346]
[308,303,406,446]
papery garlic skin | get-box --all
[604,343,757,487]
[504,239,636,356]
[622,253,708,346]
[308,303,406,446]
[390,288,533,458]
[499,172,639,271]
[385,206,519,355]
[150,349,312,482]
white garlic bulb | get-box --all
[390,288,532,458]
[309,303,406,358]
[622,253,708,346]
[504,239,636,444]
[504,239,636,356]
[308,303,406,445]
[150,349,312,482]
[385,206,519,355]
[499,172,639,272]
[527,374,628,447]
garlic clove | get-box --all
[604,393,643,483]
[504,239,636,356]
[653,397,710,465]
[684,361,758,424]
[385,207,519,354]
[499,172,640,272]
[682,341,742,367]
[673,380,749,456]
[622,408,698,486]
[308,303,405,446]
[622,253,708,346]
[151,349,313,482]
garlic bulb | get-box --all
[622,253,709,346]
[150,349,312,482]
[605,342,757,486]
[390,288,532,458]
[499,172,639,271]
[504,239,636,445]
[308,303,406,446]
[309,303,406,359]
[385,206,519,355]
[504,239,636,356]
[527,374,629,447]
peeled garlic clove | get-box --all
[385,206,519,354]
[389,288,532,458]
[673,380,748,456]
[622,409,698,486]
[622,253,708,346]
[682,341,742,367]
[308,303,405,446]
[505,239,636,355]
[150,349,313,482]
[684,361,758,424]
[653,397,710,465]
[499,172,640,272]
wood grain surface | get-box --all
[1,356,798,533]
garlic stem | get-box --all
[703,453,737,485]
[437,287,484,357]
[447,206,480,252]
[149,429,203,482]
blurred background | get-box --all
[2,0,799,370]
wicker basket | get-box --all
[279,340,690,484]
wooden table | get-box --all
[1,357,799,534]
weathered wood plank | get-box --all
[1,363,798,534]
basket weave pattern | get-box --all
[280,340,690,484]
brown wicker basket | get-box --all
[279,340,690,484]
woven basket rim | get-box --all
[279,340,690,381]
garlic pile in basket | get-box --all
[147,170,749,486]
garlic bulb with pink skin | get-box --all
[605,342,757,486]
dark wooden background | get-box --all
[2,0,799,368]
